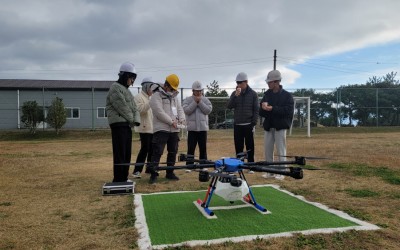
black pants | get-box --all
[111,124,132,182]
[133,133,153,173]
[233,124,254,162]
[186,131,207,164]
[149,131,179,175]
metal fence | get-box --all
[1,87,399,130]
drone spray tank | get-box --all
[214,175,249,202]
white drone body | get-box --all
[214,178,249,202]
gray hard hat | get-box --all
[266,70,282,83]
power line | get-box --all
[0,55,397,75]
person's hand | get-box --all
[172,120,178,129]
[194,95,201,103]
[262,102,272,111]
[261,102,268,110]
[235,87,241,96]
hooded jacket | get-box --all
[133,90,153,133]
[149,87,185,133]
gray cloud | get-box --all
[1,0,400,89]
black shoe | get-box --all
[166,173,179,180]
[149,174,157,184]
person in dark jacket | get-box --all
[227,72,259,162]
[106,62,141,182]
[259,69,294,179]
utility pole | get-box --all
[273,49,277,70]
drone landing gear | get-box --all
[194,171,270,219]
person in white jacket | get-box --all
[182,81,212,164]
[131,77,155,178]
[148,74,185,184]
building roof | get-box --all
[0,79,114,90]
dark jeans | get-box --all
[133,133,153,173]
[149,131,179,175]
[111,124,132,182]
[186,131,207,164]
[233,124,254,162]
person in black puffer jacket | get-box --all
[259,70,294,180]
[227,72,259,163]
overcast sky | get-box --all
[1,0,400,91]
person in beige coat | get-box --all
[148,74,185,184]
[132,77,155,178]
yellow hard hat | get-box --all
[166,74,179,90]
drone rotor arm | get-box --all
[248,166,303,179]
[155,163,215,171]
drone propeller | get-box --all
[276,155,331,160]
[155,163,215,171]
[246,166,304,179]
[244,165,327,171]
[114,155,213,167]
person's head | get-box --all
[141,77,154,96]
[117,62,137,87]
[164,74,179,93]
[192,81,203,96]
[235,72,248,91]
[265,70,282,92]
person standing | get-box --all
[148,74,185,184]
[182,81,213,164]
[106,62,141,182]
[227,72,259,163]
[259,70,294,179]
[131,77,155,178]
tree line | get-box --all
[205,72,400,127]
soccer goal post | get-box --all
[290,96,311,137]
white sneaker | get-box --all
[248,170,255,174]
[275,174,285,180]
[126,179,134,182]
[185,170,192,173]
[131,172,141,179]
[262,173,276,179]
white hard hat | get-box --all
[192,81,203,90]
[236,72,248,82]
[266,70,282,83]
[119,62,136,74]
[141,77,153,85]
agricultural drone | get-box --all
[151,152,325,218]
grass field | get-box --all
[1,127,400,249]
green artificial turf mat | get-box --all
[134,185,379,249]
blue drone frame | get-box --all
[156,154,307,218]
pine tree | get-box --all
[205,80,229,127]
